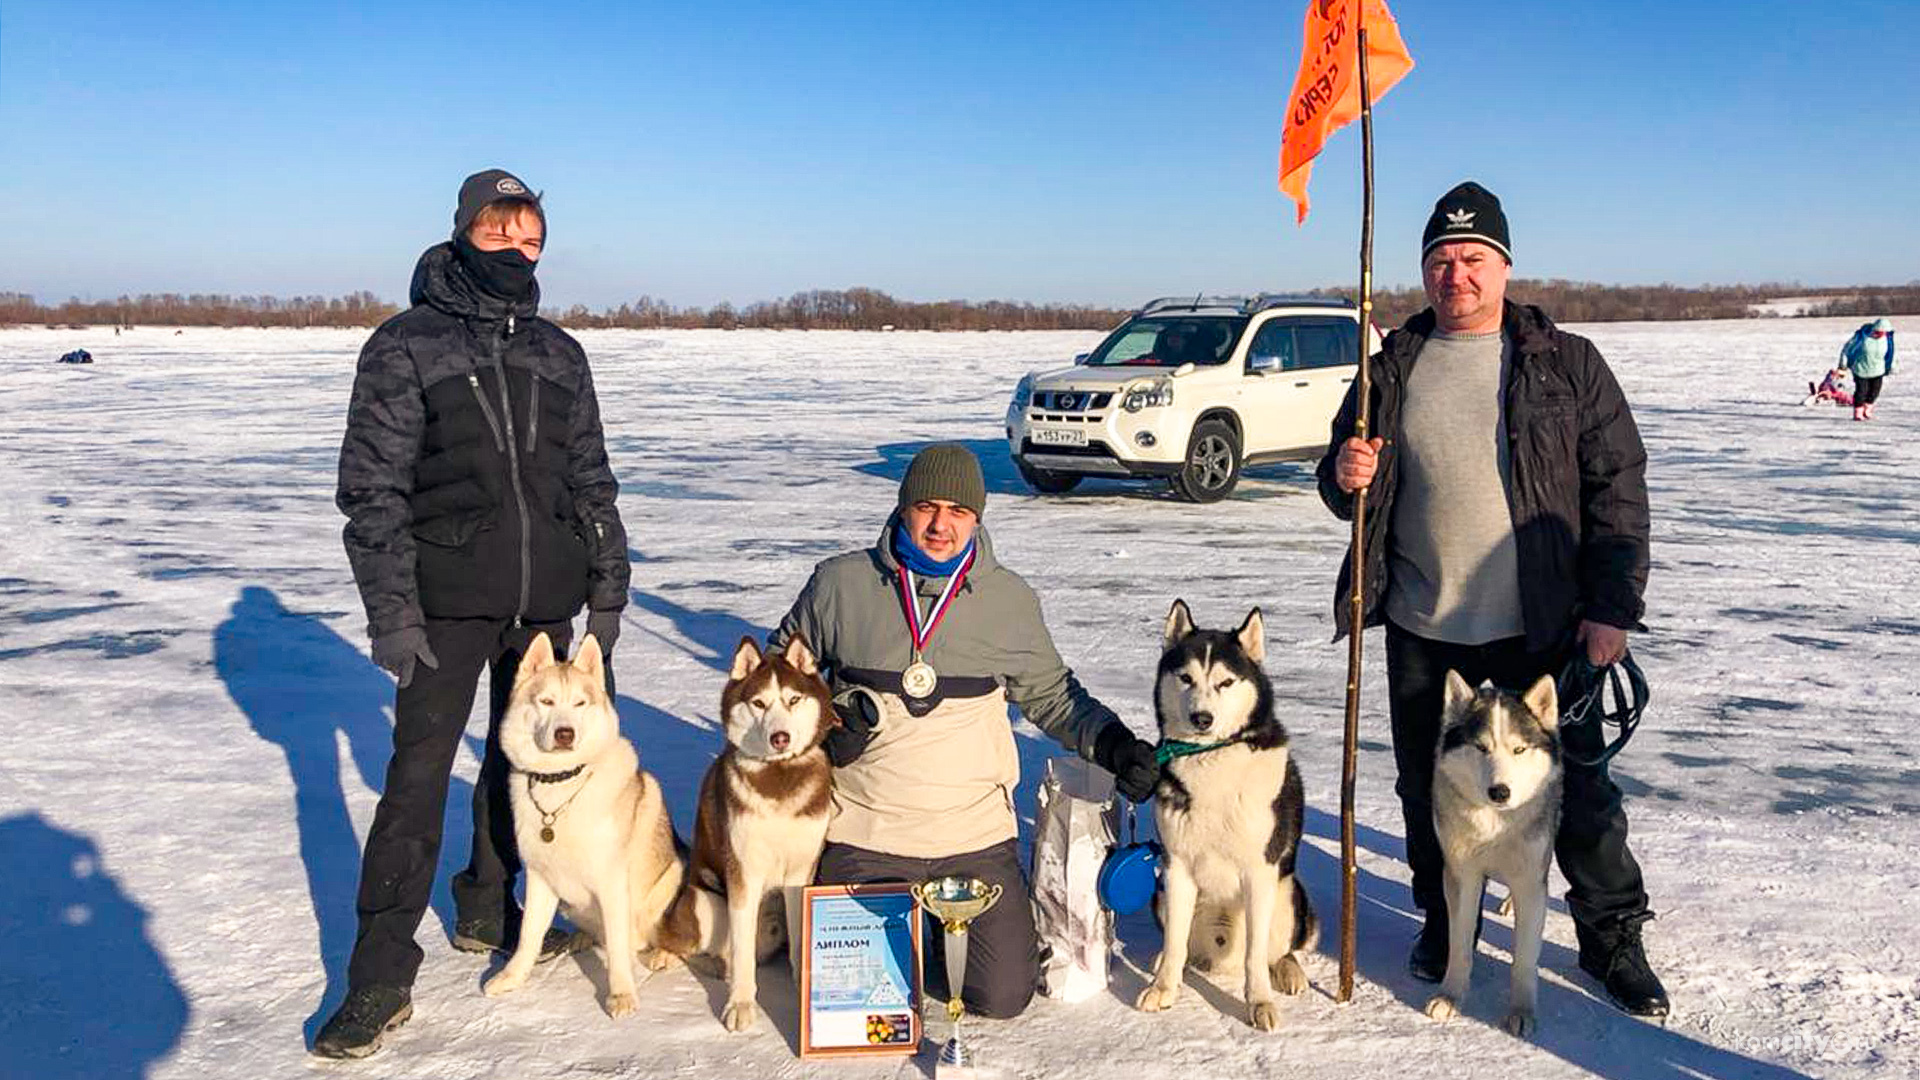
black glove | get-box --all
[823,687,883,767]
[1094,722,1161,803]
[372,626,440,689]
[585,609,622,654]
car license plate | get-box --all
[1032,427,1088,447]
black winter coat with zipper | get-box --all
[1315,301,1649,653]
[336,242,630,639]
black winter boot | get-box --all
[311,985,412,1059]
[1407,903,1484,983]
[451,910,577,962]
[1407,913,1448,982]
[1578,914,1670,1018]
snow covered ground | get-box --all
[0,318,1914,1080]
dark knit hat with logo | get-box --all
[1421,181,1510,263]
[898,443,987,517]
[453,168,545,239]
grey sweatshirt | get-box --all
[1384,329,1526,644]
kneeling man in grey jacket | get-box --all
[769,443,1157,1018]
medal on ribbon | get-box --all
[896,546,976,699]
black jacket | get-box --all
[336,243,630,639]
[1315,302,1648,653]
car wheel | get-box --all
[1017,459,1083,494]
[1175,419,1241,502]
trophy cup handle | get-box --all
[983,882,1004,908]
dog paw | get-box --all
[483,970,525,997]
[721,999,757,1032]
[1424,993,1459,1022]
[1503,1008,1536,1039]
[1135,982,1181,1012]
[1273,955,1309,996]
[1248,999,1281,1032]
[642,948,679,972]
[604,992,636,1019]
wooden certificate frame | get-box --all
[797,882,923,1059]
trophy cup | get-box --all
[910,875,1004,1079]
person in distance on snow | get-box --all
[1317,181,1669,1017]
[767,443,1160,1019]
[1840,317,1895,421]
[317,169,632,1059]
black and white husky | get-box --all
[1135,600,1317,1031]
[1423,671,1562,1038]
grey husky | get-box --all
[1135,600,1317,1031]
[1423,670,1562,1038]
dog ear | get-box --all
[1521,673,1558,728]
[521,632,557,675]
[1164,599,1194,648]
[572,633,605,683]
[731,636,764,681]
[781,631,819,676]
[1441,670,1475,723]
[1235,608,1265,664]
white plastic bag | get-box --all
[1032,756,1117,1002]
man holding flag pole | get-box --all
[1290,4,1671,1019]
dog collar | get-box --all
[1154,738,1239,766]
[521,764,586,785]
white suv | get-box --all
[1005,296,1382,501]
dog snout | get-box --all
[1189,711,1214,732]
[553,726,576,750]
[1487,783,1511,805]
[769,730,791,752]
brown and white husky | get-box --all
[658,633,837,1032]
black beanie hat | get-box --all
[453,169,545,240]
[1421,181,1510,263]
[898,443,987,517]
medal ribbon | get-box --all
[897,544,977,653]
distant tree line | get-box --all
[546,287,1129,330]
[0,291,398,328]
[1313,281,1920,329]
[5,282,1916,331]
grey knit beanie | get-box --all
[898,443,987,516]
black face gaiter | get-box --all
[453,235,538,302]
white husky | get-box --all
[657,634,836,1032]
[1423,670,1562,1038]
[1136,601,1317,1031]
[481,633,684,1018]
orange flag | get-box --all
[1279,0,1413,223]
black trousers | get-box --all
[1384,621,1649,938]
[346,617,574,991]
[815,839,1039,1020]
[1855,374,1884,405]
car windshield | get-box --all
[1084,315,1247,367]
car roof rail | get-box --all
[1242,294,1359,314]
[1248,294,1359,313]
[1136,295,1250,316]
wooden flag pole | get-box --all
[1338,20,1377,1006]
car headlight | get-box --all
[1010,374,1034,413]
[1122,382,1174,412]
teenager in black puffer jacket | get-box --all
[317,169,630,1060]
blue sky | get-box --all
[3,0,1915,309]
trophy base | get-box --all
[934,1060,984,1080]
[934,1037,983,1080]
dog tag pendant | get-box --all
[540,826,555,843]
[901,659,938,700]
